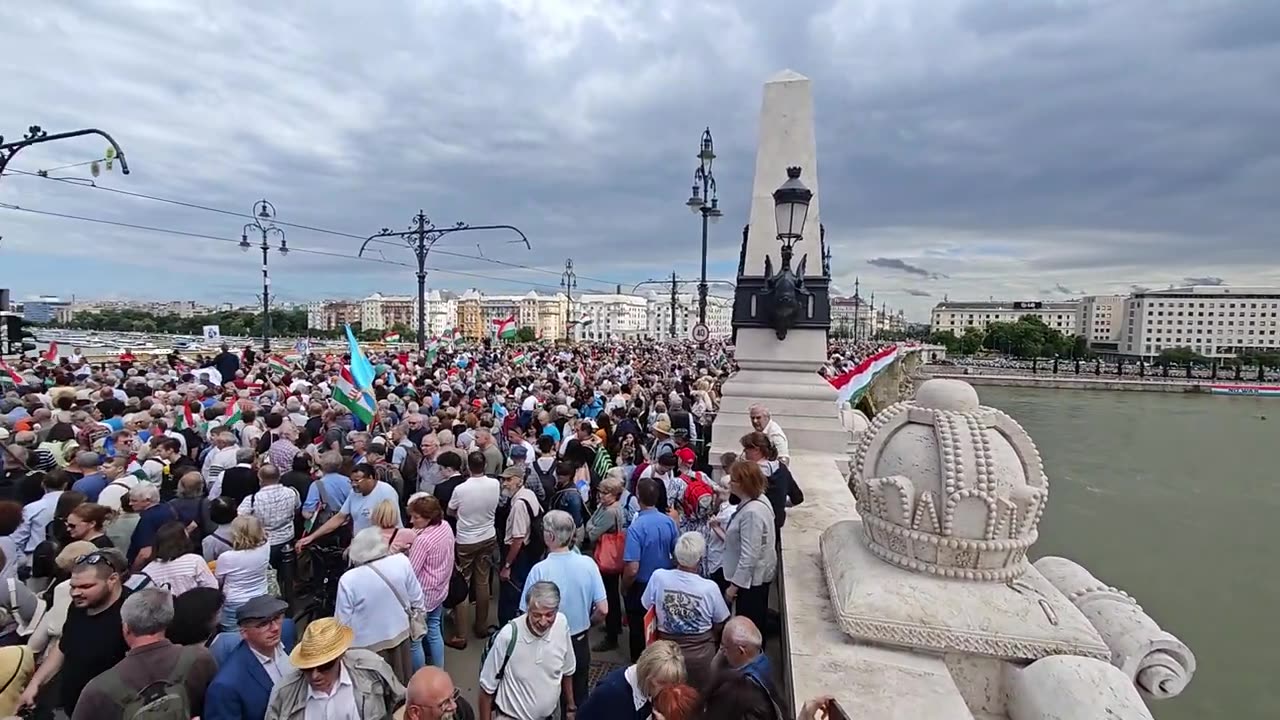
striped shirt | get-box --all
[408,523,455,611]
[238,484,301,546]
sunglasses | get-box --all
[307,658,340,673]
[74,551,123,572]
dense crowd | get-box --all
[0,337,862,720]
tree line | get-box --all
[927,315,1089,358]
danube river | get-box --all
[980,386,1276,720]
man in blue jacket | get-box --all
[204,595,297,720]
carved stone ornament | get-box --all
[850,378,1049,581]
[755,244,812,340]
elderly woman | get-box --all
[738,431,803,532]
[407,493,454,670]
[586,474,627,652]
[213,515,271,630]
[722,461,777,648]
[373,499,416,554]
[336,526,426,684]
[641,531,729,688]
[580,639,687,719]
[138,520,218,595]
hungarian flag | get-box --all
[383,332,401,343]
[829,346,899,406]
[267,355,290,374]
[0,360,24,386]
[331,366,375,424]
[492,314,517,340]
[223,401,244,426]
[512,352,528,366]
[441,327,464,346]
[41,341,59,364]
[174,401,197,431]
[425,338,441,364]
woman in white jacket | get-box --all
[336,526,426,685]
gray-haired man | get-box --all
[479,580,578,720]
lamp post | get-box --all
[561,258,577,341]
[359,211,530,352]
[772,166,812,255]
[239,200,287,352]
[0,125,131,179]
[684,127,723,331]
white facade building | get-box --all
[930,300,1080,336]
[647,293,732,340]
[422,290,458,338]
[359,293,416,331]
[1077,295,1126,349]
[1118,286,1280,358]
[570,294,649,341]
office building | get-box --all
[1119,286,1280,358]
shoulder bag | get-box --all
[592,508,626,575]
[367,559,427,640]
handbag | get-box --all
[367,559,427,640]
[445,568,469,609]
[592,510,625,575]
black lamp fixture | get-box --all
[772,166,812,249]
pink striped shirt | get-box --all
[408,523,455,611]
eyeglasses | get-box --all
[307,658,339,673]
[409,688,461,713]
[74,551,123,572]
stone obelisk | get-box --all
[711,70,846,459]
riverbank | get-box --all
[923,368,1280,395]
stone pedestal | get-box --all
[712,69,847,458]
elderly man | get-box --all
[479,581,577,720]
[202,427,240,492]
[498,467,542,626]
[205,595,297,720]
[265,617,405,720]
[713,616,775,692]
[475,428,504,476]
[70,451,107,501]
[398,666,475,720]
[748,404,789,465]
[126,484,177,570]
[217,446,259,504]
[416,433,447,495]
[520,510,606,714]
[72,587,218,720]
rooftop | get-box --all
[933,300,1079,311]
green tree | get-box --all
[959,327,985,355]
[1157,347,1208,367]
[515,326,538,342]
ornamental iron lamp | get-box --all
[772,166,812,250]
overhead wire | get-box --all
[2,167,630,289]
[0,202,570,291]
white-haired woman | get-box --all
[213,514,270,631]
[336,526,426,685]
[641,531,729,688]
[580,639,687,719]
[586,474,628,652]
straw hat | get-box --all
[289,618,354,669]
[652,419,672,437]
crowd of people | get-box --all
[0,336,870,720]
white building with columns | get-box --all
[930,300,1080,335]
[569,294,649,341]
[647,293,732,340]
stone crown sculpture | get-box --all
[850,378,1048,581]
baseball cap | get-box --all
[675,447,696,466]
[509,445,528,460]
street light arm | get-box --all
[0,126,130,175]
[435,223,531,250]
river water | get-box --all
[979,386,1277,720]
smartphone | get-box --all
[823,698,851,720]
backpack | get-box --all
[97,644,200,719]
[399,445,423,494]
[480,621,519,692]
[531,460,557,501]
[518,497,546,562]
[682,472,714,521]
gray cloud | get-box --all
[1183,276,1227,286]
[867,257,948,280]
[1051,283,1081,295]
[0,0,1277,325]
[1130,285,1151,294]
[902,288,932,297]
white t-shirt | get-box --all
[520,395,538,413]
[706,503,738,573]
[449,476,500,545]
[642,567,730,635]
[478,613,576,720]
[214,543,270,604]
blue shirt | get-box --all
[741,653,774,686]
[623,509,677,584]
[128,503,178,564]
[520,550,606,634]
[540,424,561,444]
[303,473,353,514]
[72,473,108,502]
[339,481,401,534]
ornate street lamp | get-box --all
[240,199,288,352]
[772,166,812,250]
[684,127,723,334]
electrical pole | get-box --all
[561,258,577,341]
[239,200,287,352]
[869,291,876,340]
[1,125,130,179]
[360,211,530,352]
[853,277,861,342]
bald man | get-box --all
[397,667,474,720]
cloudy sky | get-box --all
[2,0,1278,321]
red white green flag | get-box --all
[492,314,517,340]
[0,360,23,386]
[441,327,464,345]
[267,355,290,374]
[174,401,197,431]
[41,341,59,364]
[512,352,528,366]
[223,401,243,426]
[383,332,401,343]
[331,366,375,424]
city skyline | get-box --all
[3,2,1279,321]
